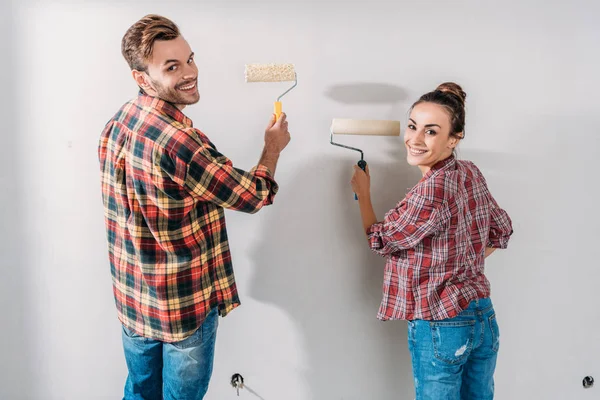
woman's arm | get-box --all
[350,164,378,234]
[351,164,443,256]
[485,247,497,258]
[357,193,378,235]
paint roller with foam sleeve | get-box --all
[245,63,297,121]
[330,119,401,199]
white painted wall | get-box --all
[3,0,599,399]
[0,1,31,399]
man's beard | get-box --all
[150,77,199,106]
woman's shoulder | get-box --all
[413,173,448,204]
[456,158,479,172]
[416,159,487,200]
[455,159,488,182]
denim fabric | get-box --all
[408,298,499,399]
[121,307,219,400]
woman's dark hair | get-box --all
[411,82,466,139]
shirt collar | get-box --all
[135,93,193,128]
[422,155,456,181]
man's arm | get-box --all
[174,113,290,214]
[258,113,290,176]
[258,148,280,177]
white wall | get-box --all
[3,0,599,399]
[0,1,32,399]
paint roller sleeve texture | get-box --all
[330,119,401,136]
[98,94,279,342]
[245,63,296,82]
[367,156,513,321]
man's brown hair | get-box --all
[121,14,180,72]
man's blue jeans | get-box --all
[408,297,500,400]
[121,308,219,400]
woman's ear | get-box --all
[448,132,464,149]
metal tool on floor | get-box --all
[231,373,244,396]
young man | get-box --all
[98,14,291,400]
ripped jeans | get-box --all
[408,298,500,400]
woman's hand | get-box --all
[350,163,378,234]
[350,163,371,199]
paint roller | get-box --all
[245,63,297,121]
[330,118,401,199]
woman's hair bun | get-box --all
[436,82,466,106]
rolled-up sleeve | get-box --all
[367,193,444,256]
[183,147,278,213]
[470,163,513,249]
[487,202,513,248]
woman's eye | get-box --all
[426,129,437,135]
[408,124,416,130]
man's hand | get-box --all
[264,112,291,155]
[351,163,371,199]
[259,113,290,176]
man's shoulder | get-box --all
[102,97,139,132]
[114,98,195,142]
[104,96,213,168]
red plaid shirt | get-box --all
[368,156,513,321]
[98,94,278,342]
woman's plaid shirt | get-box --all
[98,94,278,342]
[368,156,513,321]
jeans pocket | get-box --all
[122,325,153,347]
[122,325,136,338]
[430,319,476,364]
[488,313,500,352]
[172,308,219,350]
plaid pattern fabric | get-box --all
[98,94,278,342]
[368,156,513,321]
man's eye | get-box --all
[168,65,177,71]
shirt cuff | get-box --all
[252,164,279,205]
[487,235,510,249]
[367,222,385,252]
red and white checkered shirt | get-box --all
[368,156,513,321]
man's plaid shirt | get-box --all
[99,94,278,342]
[368,156,513,321]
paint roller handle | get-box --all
[274,101,282,121]
[354,160,368,200]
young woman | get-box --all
[350,82,513,399]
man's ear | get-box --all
[132,70,152,92]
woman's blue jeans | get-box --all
[408,298,500,400]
